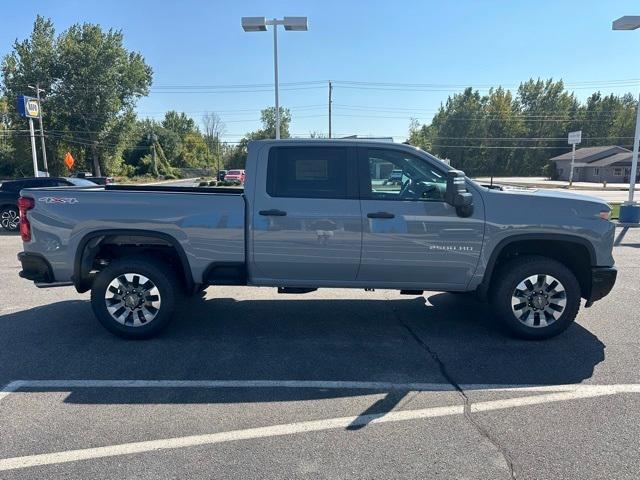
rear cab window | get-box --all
[267,146,357,199]
[64,178,97,187]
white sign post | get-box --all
[568,130,582,187]
[28,118,39,178]
[17,96,41,177]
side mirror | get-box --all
[445,170,473,217]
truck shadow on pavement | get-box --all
[0,292,605,414]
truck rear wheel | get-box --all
[90,257,177,339]
[490,255,581,339]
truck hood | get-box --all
[497,187,607,205]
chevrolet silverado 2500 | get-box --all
[16,139,617,339]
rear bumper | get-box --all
[17,252,54,283]
[586,266,617,305]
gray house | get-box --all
[550,146,638,183]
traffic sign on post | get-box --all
[568,130,582,145]
[568,130,582,187]
[64,152,75,170]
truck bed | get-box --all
[20,185,246,287]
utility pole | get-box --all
[91,141,101,177]
[328,80,332,138]
[216,138,221,179]
[28,83,48,176]
[149,132,159,177]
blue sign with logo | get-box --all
[17,95,40,119]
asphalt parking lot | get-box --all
[0,227,639,479]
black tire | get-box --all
[1,206,19,232]
[490,255,581,340]
[90,256,178,339]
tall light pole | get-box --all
[613,16,640,223]
[241,16,308,140]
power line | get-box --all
[332,78,640,88]
[148,85,326,94]
[333,103,634,116]
[39,77,640,89]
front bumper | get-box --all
[17,252,54,283]
[586,266,617,306]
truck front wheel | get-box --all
[90,257,177,339]
[490,255,581,339]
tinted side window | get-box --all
[24,179,49,188]
[1,182,22,192]
[362,148,447,202]
[39,179,59,187]
[51,179,72,186]
[267,147,350,199]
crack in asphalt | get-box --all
[383,295,517,480]
[402,323,517,480]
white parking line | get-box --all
[0,384,637,472]
[0,381,25,403]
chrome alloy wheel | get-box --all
[1,209,19,230]
[104,273,161,326]
[510,274,567,328]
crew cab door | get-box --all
[357,146,484,289]
[250,145,361,284]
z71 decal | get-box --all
[38,197,79,204]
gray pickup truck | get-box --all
[17,139,617,340]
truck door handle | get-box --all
[367,211,395,219]
[259,209,287,216]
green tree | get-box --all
[125,112,213,173]
[162,111,196,138]
[516,78,580,175]
[482,87,524,176]
[202,111,225,173]
[580,92,635,148]
[0,95,18,177]
[255,106,291,139]
[406,78,637,177]
[1,16,56,175]
[123,119,177,176]
[224,107,292,169]
[176,131,211,168]
[1,16,153,176]
[428,87,486,174]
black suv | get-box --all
[0,177,96,231]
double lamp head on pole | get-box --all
[241,16,308,140]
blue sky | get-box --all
[1,0,639,142]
